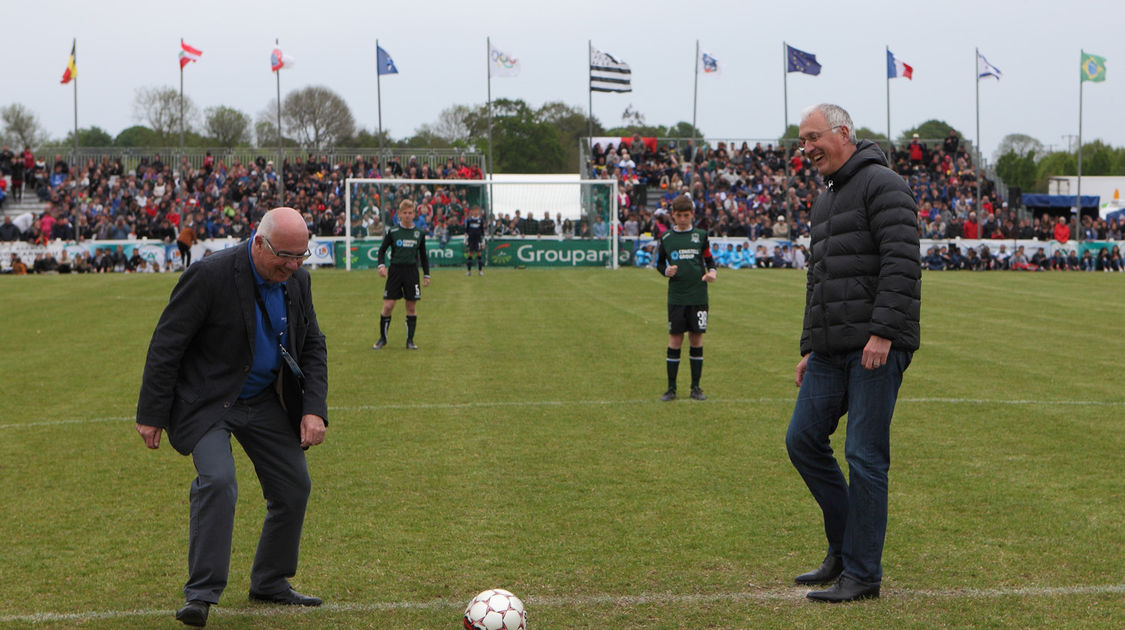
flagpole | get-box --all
[782,41,791,231]
[886,45,892,149]
[782,42,789,138]
[180,38,185,180]
[1076,51,1084,243]
[691,40,699,151]
[276,38,285,206]
[486,36,495,226]
[587,40,594,145]
[72,38,78,164]
[487,36,494,180]
[975,47,982,218]
[376,39,385,168]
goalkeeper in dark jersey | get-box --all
[373,199,431,350]
[655,194,716,401]
[463,204,485,276]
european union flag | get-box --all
[377,46,398,76]
[786,45,821,76]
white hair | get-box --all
[801,103,857,143]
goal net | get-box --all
[343,178,620,270]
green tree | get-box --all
[993,133,1043,162]
[537,101,599,172]
[899,120,958,144]
[482,99,564,173]
[995,150,1038,192]
[114,125,161,147]
[1034,151,1077,191]
[63,126,114,147]
[204,106,252,148]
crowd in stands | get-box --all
[0,143,485,252]
[923,242,1124,271]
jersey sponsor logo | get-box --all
[675,249,699,260]
[396,239,419,248]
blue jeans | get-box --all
[785,348,912,584]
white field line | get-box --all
[4,396,1125,430]
[2,584,1123,624]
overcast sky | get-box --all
[10,0,1124,162]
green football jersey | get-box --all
[656,227,713,305]
[378,224,431,274]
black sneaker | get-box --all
[690,386,706,401]
[406,340,419,350]
[660,388,676,402]
[372,339,386,350]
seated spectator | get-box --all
[1009,246,1034,271]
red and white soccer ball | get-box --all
[462,588,527,630]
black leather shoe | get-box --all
[249,588,323,606]
[175,600,210,627]
[794,554,843,585]
[806,574,880,603]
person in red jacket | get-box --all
[963,212,979,239]
[1053,215,1071,242]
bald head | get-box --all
[257,207,307,241]
[252,207,310,284]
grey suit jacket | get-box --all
[136,242,328,455]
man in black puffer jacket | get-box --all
[785,104,921,603]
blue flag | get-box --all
[786,45,821,76]
[377,46,398,76]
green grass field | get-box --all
[1,267,1123,629]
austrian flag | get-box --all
[887,49,913,80]
[179,40,202,69]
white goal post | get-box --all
[343,177,620,271]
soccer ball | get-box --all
[462,588,527,630]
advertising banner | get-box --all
[487,238,633,267]
[334,240,466,269]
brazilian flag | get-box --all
[1081,51,1106,83]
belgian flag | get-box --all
[61,40,76,84]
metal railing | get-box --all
[63,147,487,176]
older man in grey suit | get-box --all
[137,207,328,627]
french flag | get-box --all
[887,49,913,80]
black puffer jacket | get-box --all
[800,140,920,356]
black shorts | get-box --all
[383,265,421,301]
[466,238,483,253]
[668,304,709,335]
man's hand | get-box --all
[423,276,431,287]
[862,335,892,370]
[703,269,717,283]
[664,265,678,278]
[378,266,387,278]
[300,414,327,449]
[136,423,162,449]
[795,354,809,387]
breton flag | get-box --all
[786,44,821,75]
[489,44,520,78]
[699,51,720,75]
[1081,50,1106,83]
[590,46,631,93]
[377,45,398,76]
[60,40,77,84]
[179,40,202,69]
[977,51,1002,80]
[271,47,294,72]
[887,49,913,80]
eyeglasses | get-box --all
[797,126,842,149]
[261,236,311,260]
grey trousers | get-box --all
[184,391,311,603]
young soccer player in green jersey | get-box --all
[374,199,431,350]
[655,195,717,401]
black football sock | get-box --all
[689,346,703,388]
[379,315,391,341]
[666,347,681,389]
[467,258,472,272]
[406,315,418,341]
[477,256,484,271]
